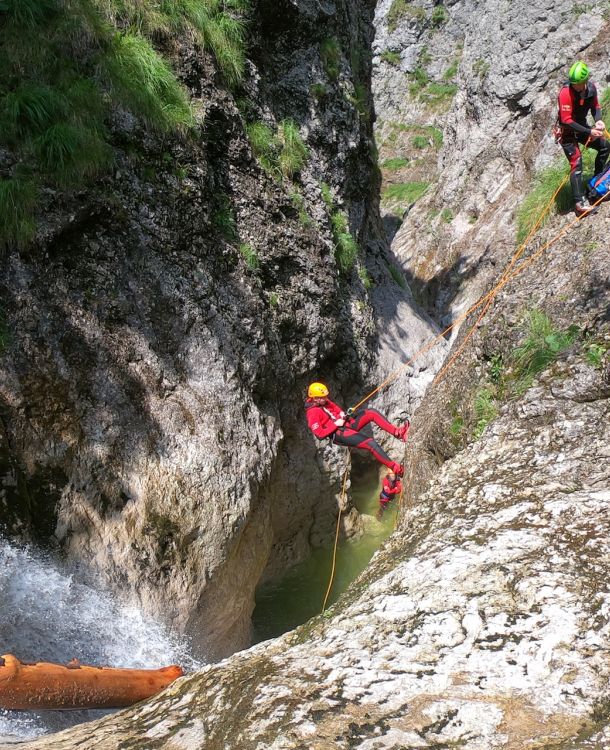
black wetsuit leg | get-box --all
[332,430,394,468]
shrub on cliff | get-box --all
[0,0,251,248]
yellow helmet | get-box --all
[308,382,329,398]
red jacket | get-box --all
[557,81,602,137]
[304,398,346,439]
[381,475,402,501]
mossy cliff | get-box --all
[1,0,441,660]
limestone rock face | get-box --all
[372,0,608,325]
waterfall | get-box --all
[0,539,200,741]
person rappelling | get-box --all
[304,382,409,476]
[556,61,609,216]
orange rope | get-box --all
[432,172,570,386]
[391,143,604,527]
[322,463,350,612]
[393,189,607,527]
[351,161,602,413]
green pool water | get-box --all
[252,467,398,643]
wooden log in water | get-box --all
[0,653,184,710]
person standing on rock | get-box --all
[376,469,402,521]
[304,382,409,475]
[557,61,609,216]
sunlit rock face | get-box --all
[372,0,607,325]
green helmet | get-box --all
[569,61,590,84]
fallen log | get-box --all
[0,653,184,710]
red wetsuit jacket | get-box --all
[380,475,402,503]
[304,398,346,439]
[557,81,602,140]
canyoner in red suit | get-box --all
[557,61,609,216]
[377,469,402,520]
[304,382,409,475]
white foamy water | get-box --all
[0,539,201,741]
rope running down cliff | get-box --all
[323,163,604,609]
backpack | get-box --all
[588,163,610,199]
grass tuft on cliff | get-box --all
[247,119,309,181]
[278,119,309,179]
[0,177,37,250]
[319,183,359,273]
[103,32,195,130]
[0,0,251,248]
[512,309,579,392]
[515,160,573,243]
[320,38,341,81]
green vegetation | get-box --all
[350,82,370,121]
[358,266,372,289]
[383,122,443,149]
[382,181,429,204]
[0,177,37,249]
[412,135,428,149]
[381,157,409,171]
[335,230,359,272]
[387,0,426,32]
[320,38,341,81]
[0,0,251,247]
[431,5,449,26]
[443,59,459,81]
[290,191,313,227]
[515,160,573,243]
[512,310,579,391]
[472,386,498,439]
[516,86,610,244]
[452,312,584,443]
[246,121,279,176]
[310,83,327,101]
[473,58,490,79]
[320,182,334,211]
[239,242,259,270]
[450,413,464,437]
[440,208,453,223]
[247,119,309,180]
[320,183,359,273]
[407,64,457,109]
[410,66,430,87]
[388,264,407,288]
[572,3,592,16]
[381,50,401,66]
[585,342,607,368]
[212,192,237,240]
[104,31,194,130]
[419,82,458,108]
[278,119,309,178]
[330,209,358,271]
[269,291,279,307]
[419,46,432,66]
